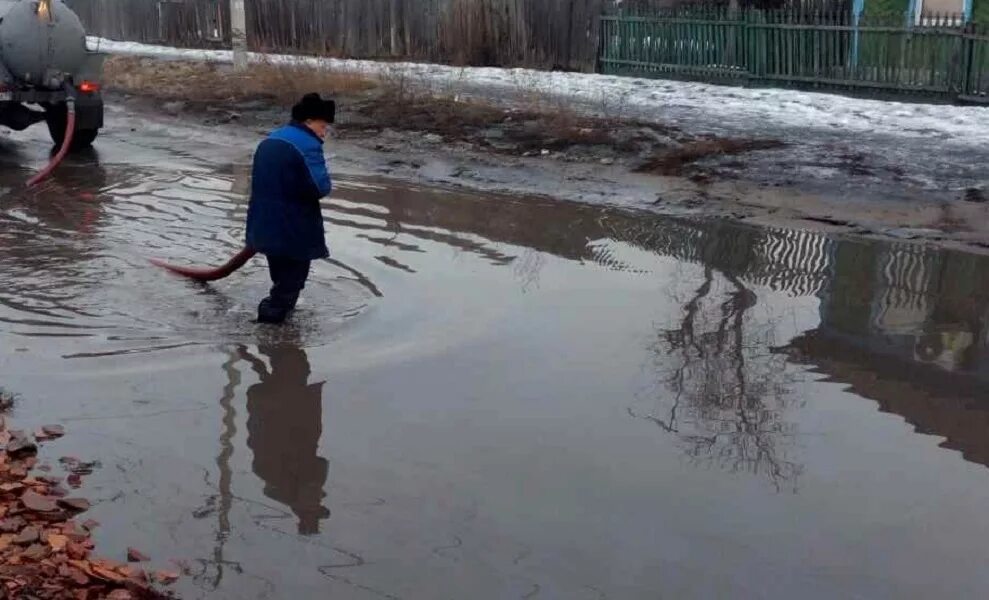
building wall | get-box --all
[920,0,964,13]
[974,0,989,21]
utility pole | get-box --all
[230,0,248,71]
[390,0,399,56]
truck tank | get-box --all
[0,0,103,152]
[0,0,88,88]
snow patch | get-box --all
[90,37,989,149]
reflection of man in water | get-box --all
[242,344,330,535]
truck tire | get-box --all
[46,105,100,151]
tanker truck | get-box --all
[0,0,103,150]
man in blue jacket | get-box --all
[246,93,335,324]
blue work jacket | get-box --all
[246,123,332,260]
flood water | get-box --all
[2,115,989,599]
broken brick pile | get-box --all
[0,412,178,599]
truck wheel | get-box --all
[46,106,100,151]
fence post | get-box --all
[596,13,604,74]
[960,22,975,98]
[230,0,248,70]
[851,0,864,71]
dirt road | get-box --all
[1,104,989,599]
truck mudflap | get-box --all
[72,93,103,130]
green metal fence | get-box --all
[598,8,989,102]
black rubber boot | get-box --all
[257,298,289,325]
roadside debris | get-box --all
[127,548,150,563]
[0,405,173,599]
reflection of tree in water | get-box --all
[632,265,801,491]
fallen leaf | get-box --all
[65,541,88,560]
[106,590,133,600]
[58,497,90,512]
[155,570,180,584]
[93,557,125,571]
[22,543,48,560]
[0,534,14,550]
[0,516,26,532]
[65,525,89,543]
[6,436,36,456]
[41,425,64,438]
[91,564,126,583]
[15,526,39,544]
[67,566,88,585]
[21,490,58,512]
[122,566,148,583]
[0,483,24,493]
[81,519,99,531]
[126,547,150,562]
[47,533,67,552]
[66,474,82,488]
[69,558,100,580]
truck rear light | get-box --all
[78,81,100,94]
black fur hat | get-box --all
[292,93,336,124]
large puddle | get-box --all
[2,119,989,599]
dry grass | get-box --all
[104,56,376,105]
[354,91,623,152]
[105,55,637,155]
[363,68,630,151]
[104,56,782,172]
[636,138,786,176]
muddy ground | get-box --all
[104,56,989,255]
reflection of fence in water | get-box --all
[872,244,936,334]
[595,218,836,297]
[594,218,988,369]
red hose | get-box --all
[27,97,76,188]
[149,247,258,282]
